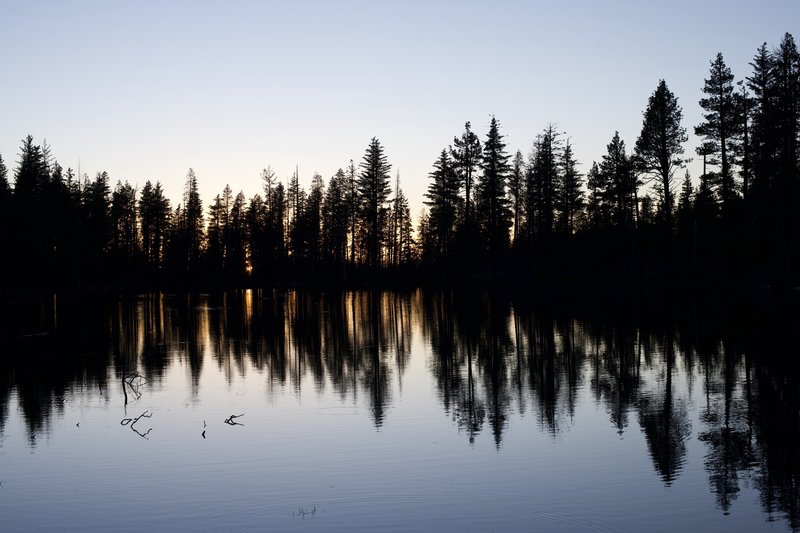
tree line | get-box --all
[1,33,798,289]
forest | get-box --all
[0,33,798,290]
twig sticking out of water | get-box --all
[224,413,245,426]
[121,410,153,439]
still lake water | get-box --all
[0,289,798,532]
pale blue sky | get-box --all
[1,0,797,216]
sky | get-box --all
[1,0,798,218]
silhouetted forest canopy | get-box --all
[2,33,798,289]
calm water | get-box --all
[0,290,798,532]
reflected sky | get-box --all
[0,290,798,531]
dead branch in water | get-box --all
[121,410,153,439]
[224,413,245,426]
[122,372,149,406]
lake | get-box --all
[0,289,798,532]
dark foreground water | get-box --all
[0,290,798,532]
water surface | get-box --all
[0,290,798,531]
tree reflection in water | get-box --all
[0,289,798,528]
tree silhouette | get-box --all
[357,137,392,269]
[139,180,171,272]
[424,149,460,263]
[450,122,482,232]
[696,53,743,218]
[556,138,584,237]
[476,116,512,261]
[634,79,688,234]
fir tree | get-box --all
[424,149,460,261]
[476,116,512,257]
[357,137,392,268]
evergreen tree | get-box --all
[634,79,688,232]
[82,171,112,278]
[476,116,512,257]
[747,42,777,199]
[556,139,584,236]
[509,150,525,244]
[529,125,560,242]
[586,161,609,231]
[245,193,266,277]
[450,122,482,229]
[322,169,350,267]
[226,191,247,277]
[357,137,392,268]
[206,193,225,274]
[182,168,204,272]
[260,166,287,277]
[110,180,139,267]
[394,188,414,265]
[346,159,359,265]
[0,152,9,200]
[304,173,325,270]
[139,180,171,271]
[600,132,638,230]
[287,168,306,262]
[0,153,11,281]
[695,53,743,215]
[424,149,460,261]
[523,136,542,241]
[771,33,800,282]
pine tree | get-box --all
[357,137,392,268]
[556,139,584,236]
[634,79,688,231]
[695,53,743,215]
[450,122,482,230]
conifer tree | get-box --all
[322,168,350,266]
[182,168,204,271]
[695,53,743,215]
[476,116,512,256]
[424,149,460,260]
[357,137,392,268]
[450,122,482,230]
[634,79,688,231]
[556,139,584,236]
[509,150,525,244]
[139,181,171,270]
